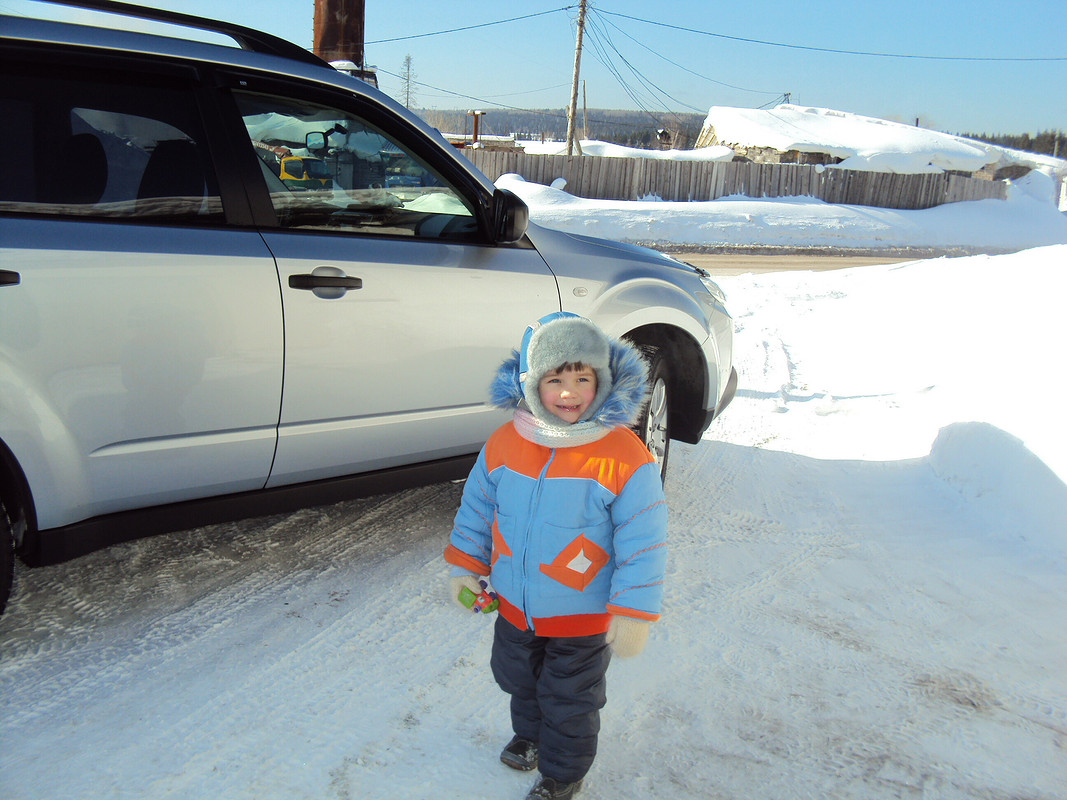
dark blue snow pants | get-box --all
[490,614,612,784]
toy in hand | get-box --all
[459,580,500,613]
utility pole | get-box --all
[566,0,588,156]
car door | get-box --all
[227,85,559,486]
[0,59,283,530]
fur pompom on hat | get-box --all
[489,312,649,432]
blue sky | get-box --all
[5,0,1064,136]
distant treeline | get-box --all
[956,130,1064,159]
[416,108,707,148]
[415,107,1064,160]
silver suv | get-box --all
[0,0,735,614]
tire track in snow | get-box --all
[781,526,1067,799]
[655,433,1066,799]
[124,484,509,799]
[1,484,461,729]
[629,437,864,795]
[3,480,490,799]
[667,438,851,625]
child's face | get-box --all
[538,365,598,424]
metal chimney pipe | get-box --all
[314,0,366,66]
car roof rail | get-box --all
[26,0,330,69]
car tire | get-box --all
[635,347,671,482]
[0,500,13,617]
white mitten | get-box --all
[606,616,650,658]
[450,573,484,611]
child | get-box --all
[445,312,669,800]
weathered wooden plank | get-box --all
[464,150,1008,209]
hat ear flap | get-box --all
[590,339,650,428]
[489,350,524,409]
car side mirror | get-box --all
[492,188,529,244]
[306,131,326,151]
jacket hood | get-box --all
[489,313,649,430]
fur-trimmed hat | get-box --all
[489,312,649,430]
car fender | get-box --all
[574,278,713,345]
[0,367,90,534]
[526,223,723,413]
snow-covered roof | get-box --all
[521,140,734,162]
[702,104,1067,176]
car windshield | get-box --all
[302,158,330,179]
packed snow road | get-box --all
[2,250,1065,800]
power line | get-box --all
[376,67,565,116]
[376,67,674,131]
[583,14,663,121]
[480,82,573,99]
[593,11,783,97]
[365,6,576,45]
[597,9,1067,62]
[584,12,700,129]
[369,4,791,130]
[382,4,1066,135]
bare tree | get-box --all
[400,54,417,109]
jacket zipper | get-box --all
[521,448,554,629]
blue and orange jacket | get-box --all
[446,420,668,637]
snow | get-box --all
[702,104,1067,178]
[3,150,1067,799]
[521,104,1067,207]
[523,139,735,163]
[705,105,993,174]
[500,172,1067,253]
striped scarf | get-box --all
[511,408,613,449]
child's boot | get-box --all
[500,735,538,771]
[526,775,582,799]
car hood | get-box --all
[524,222,704,282]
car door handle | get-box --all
[288,267,362,299]
[0,269,20,287]
[288,274,363,290]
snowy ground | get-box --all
[497,171,1067,253]
[2,187,1066,800]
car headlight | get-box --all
[666,253,728,307]
[700,274,727,306]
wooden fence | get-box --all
[464,151,1007,210]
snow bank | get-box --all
[1007,168,1059,205]
[724,244,1067,479]
[499,173,1067,252]
[928,422,1067,559]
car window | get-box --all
[0,67,223,223]
[233,91,479,240]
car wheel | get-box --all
[636,347,671,481]
[0,500,13,617]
